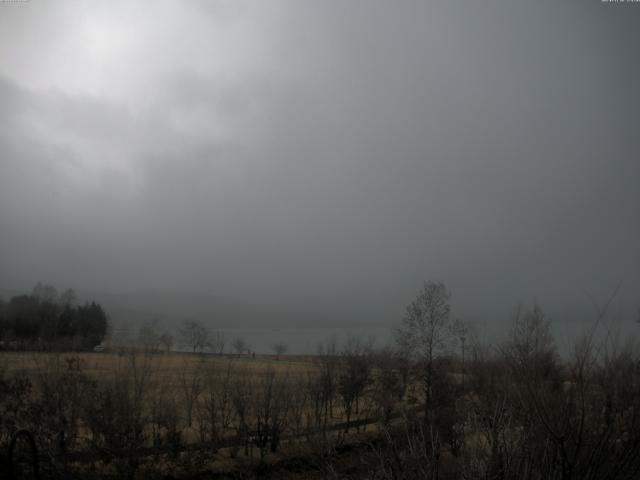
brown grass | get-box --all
[0,350,316,378]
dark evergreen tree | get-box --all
[0,285,109,350]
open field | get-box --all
[2,329,640,480]
[0,349,402,479]
[0,351,317,380]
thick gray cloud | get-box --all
[1,1,639,343]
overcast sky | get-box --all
[1,1,639,337]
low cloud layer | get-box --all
[1,1,639,338]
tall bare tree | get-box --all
[396,281,455,422]
[136,319,161,353]
[180,358,204,428]
[338,336,372,432]
[179,319,211,353]
[210,330,225,355]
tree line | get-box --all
[1,280,639,479]
[0,283,108,350]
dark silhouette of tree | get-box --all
[271,342,288,360]
[137,319,162,352]
[0,284,108,350]
[8,295,41,341]
[75,302,108,348]
[396,281,456,425]
[159,331,174,352]
[232,338,248,356]
[210,330,225,354]
[338,337,371,432]
[179,319,211,353]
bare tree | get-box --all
[396,281,456,421]
[230,369,253,456]
[338,336,372,432]
[82,351,157,479]
[502,302,558,380]
[136,319,162,353]
[251,368,291,457]
[179,358,204,428]
[287,376,310,438]
[210,330,225,355]
[158,331,173,353]
[232,338,248,356]
[197,357,236,444]
[312,337,339,435]
[370,347,405,426]
[453,318,471,390]
[271,342,288,360]
[179,319,211,353]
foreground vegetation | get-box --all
[1,282,639,479]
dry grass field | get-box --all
[0,350,317,380]
[0,348,389,477]
[3,329,638,480]
[0,350,326,437]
